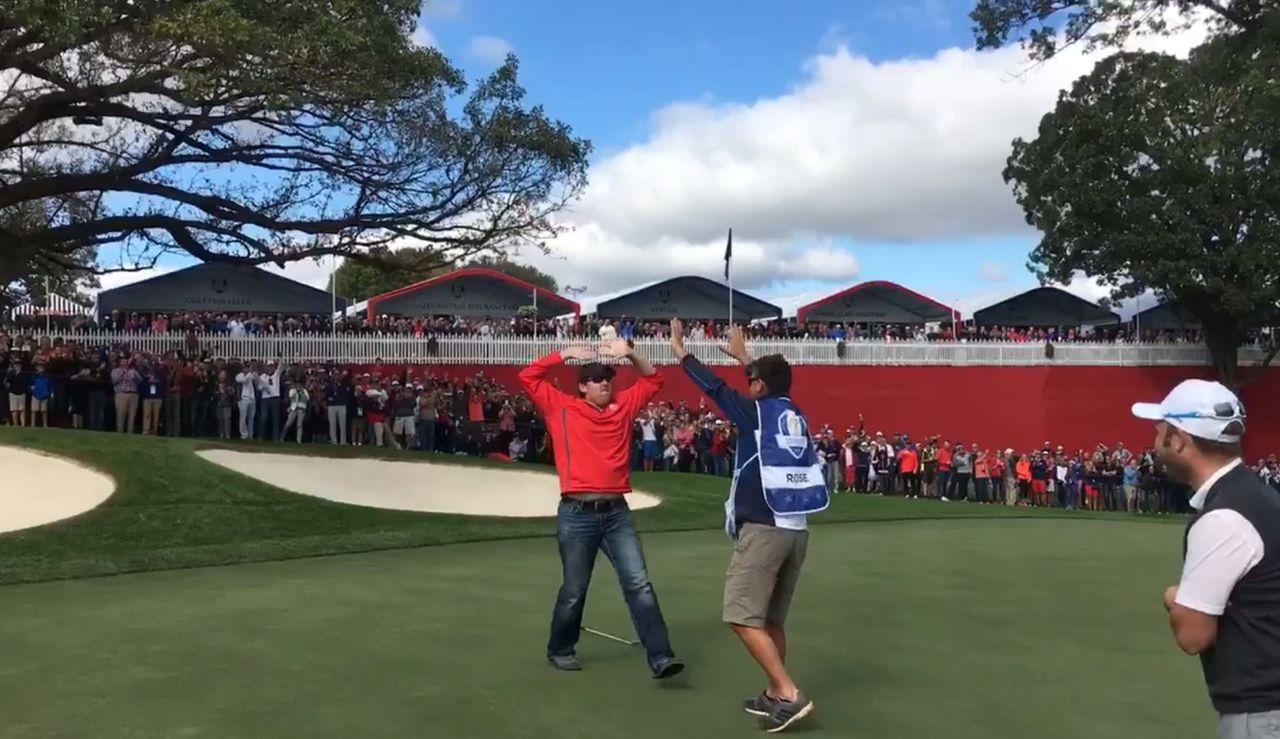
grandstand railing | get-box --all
[20,330,1268,367]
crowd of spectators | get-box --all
[2,310,1227,347]
[7,328,1280,517]
[1,331,549,460]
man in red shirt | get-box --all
[518,340,684,680]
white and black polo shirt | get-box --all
[1179,459,1280,715]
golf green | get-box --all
[0,518,1210,739]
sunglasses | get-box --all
[1165,401,1245,421]
[1165,402,1246,434]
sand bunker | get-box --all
[0,446,116,535]
[196,449,662,517]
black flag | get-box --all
[724,228,733,280]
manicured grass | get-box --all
[0,520,1209,739]
[0,427,1180,585]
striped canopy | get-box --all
[8,293,92,317]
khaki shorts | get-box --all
[30,398,48,413]
[723,522,809,628]
[8,394,25,412]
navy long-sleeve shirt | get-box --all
[679,354,786,534]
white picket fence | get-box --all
[16,330,1263,367]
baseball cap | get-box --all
[578,362,616,384]
[1131,379,1246,443]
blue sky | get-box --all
[432,0,975,152]
[101,0,1204,317]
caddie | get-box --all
[669,319,828,733]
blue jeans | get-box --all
[257,397,281,440]
[547,497,676,672]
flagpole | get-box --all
[728,266,734,329]
[44,275,50,334]
[725,228,734,334]
[330,254,337,335]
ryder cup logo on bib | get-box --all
[774,410,809,460]
[754,397,830,517]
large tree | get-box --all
[0,0,591,312]
[332,246,558,303]
[998,18,1280,387]
[971,0,1274,61]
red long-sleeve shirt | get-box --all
[518,352,663,495]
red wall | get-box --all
[350,362,1280,459]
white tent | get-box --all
[8,293,92,318]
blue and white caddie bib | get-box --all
[754,396,830,516]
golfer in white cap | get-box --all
[1132,379,1280,738]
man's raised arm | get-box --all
[601,339,663,415]
[600,339,656,377]
[518,346,595,412]
[718,324,752,366]
[669,319,754,428]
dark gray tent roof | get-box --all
[973,286,1119,327]
[95,262,346,319]
[796,281,958,324]
[1132,301,1200,330]
[593,276,781,321]
[365,268,578,319]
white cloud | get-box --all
[422,0,462,19]
[261,257,337,291]
[979,262,1009,282]
[412,0,460,48]
[1054,272,1158,320]
[516,222,858,297]
[567,26,1205,249]
[411,24,437,48]
[92,266,180,294]
[942,272,1157,321]
[528,13,1208,302]
[467,35,514,65]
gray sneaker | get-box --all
[547,654,582,671]
[742,692,776,716]
[759,692,814,733]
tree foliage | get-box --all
[467,254,558,294]
[1001,16,1280,386]
[970,0,1274,61]
[0,0,590,311]
[332,247,558,303]
[1,196,98,308]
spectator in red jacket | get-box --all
[518,340,684,680]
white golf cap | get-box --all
[1131,379,1246,443]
